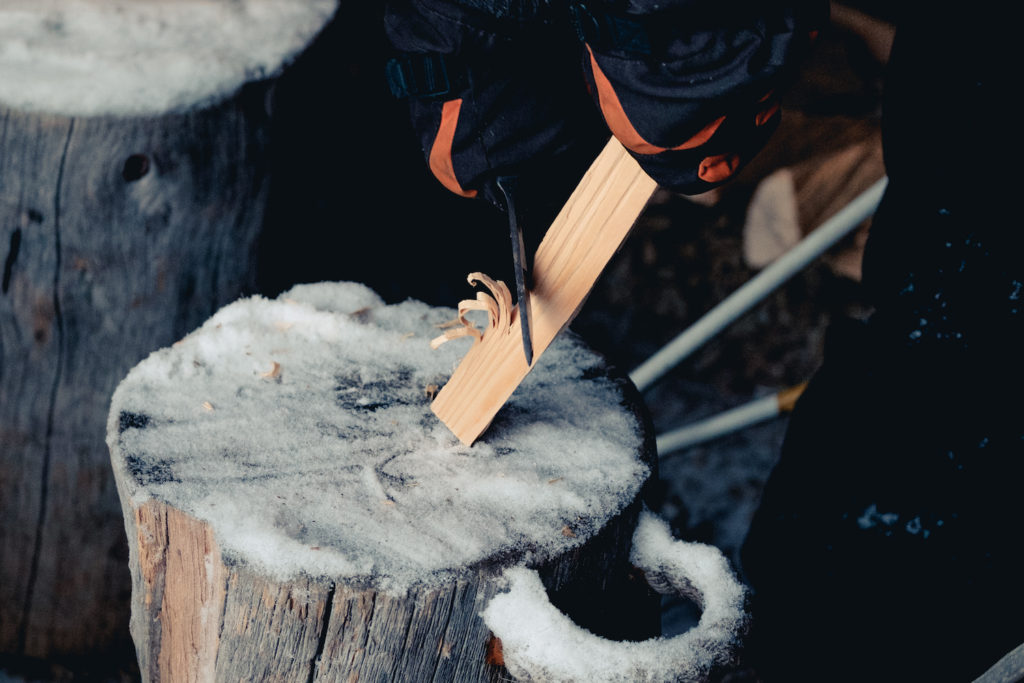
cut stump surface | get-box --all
[108,282,659,681]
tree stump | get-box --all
[107,282,659,681]
[0,0,335,666]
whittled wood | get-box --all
[432,139,658,445]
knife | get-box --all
[496,176,534,366]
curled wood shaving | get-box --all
[201,401,215,412]
[260,361,282,380]
[430,272,513,349]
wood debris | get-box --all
[485,635,505,667]
[260,361,282,380]
[430,273,512,350]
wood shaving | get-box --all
[201,401,214,412]
[424,384,440,400]
[430,271,513,350]
[561,525,576,538]
[260,361,282,380]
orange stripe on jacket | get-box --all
[586,45,725,156]
[698,152,741,183]
[755,100,781,127]
[429,99,477,198]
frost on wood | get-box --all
[0,0,336,116]
[107,282,650,593]
[482,511,749,683]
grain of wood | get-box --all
[0,87,271,660]
[431,139,658,445]
[117,499,655,683]
[108,286,661,681]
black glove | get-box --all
[384,0,607,210]
[384,0,826,201]
[577,0,826,193]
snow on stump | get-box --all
[0,0,336,662]
[483,512,749,683]
[107,282,660,682]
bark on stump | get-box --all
[0,1,335,663]
[107,283,659,682]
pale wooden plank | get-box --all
[431,139,658,445]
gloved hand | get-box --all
[384,0,607,210]
[384,0,826,203]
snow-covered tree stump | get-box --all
[107,283,660,681]
[0,1,336,663]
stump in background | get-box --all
[0,1,335,668]
[107,282,659,681]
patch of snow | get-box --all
[0,0,336,116]
[482,511,748,682]
[108,282,649,592]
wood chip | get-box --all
[201,401,214,412]
[561,525,576,538]
[485,635,505,667]
[260,361,282,380]
[424,384,440,400]
[349,307,372,323]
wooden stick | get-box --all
[431,139,658,445]
[630,177,888,393]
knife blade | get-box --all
[496,176,534,366]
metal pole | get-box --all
[656,383,806,456]
[630,177,888,393]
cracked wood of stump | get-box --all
[431,139,658,445]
